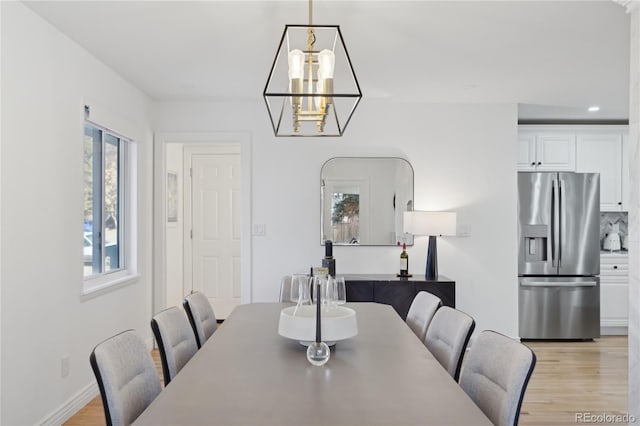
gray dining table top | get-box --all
[134,302,492,426]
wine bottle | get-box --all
[322,240,336,277]
[400,243,409,276]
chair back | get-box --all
[405,291,442,341]
[183,291,218,348]
[279,275,292,302]
[459,330,536,426]
[151,306,199,385]
[89,330,161,426]
[424,306,475,381]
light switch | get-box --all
[457,224,471,237]
[253,224,266,236]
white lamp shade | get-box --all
[403,211,457,236]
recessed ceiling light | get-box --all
[588,106,600,112]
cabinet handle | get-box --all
[531,162,535,166]
[613,265,618,269]
[537,162,542,166]
[618,202,622,206]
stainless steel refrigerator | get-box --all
[518,172,600,339]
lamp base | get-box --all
[425,235,438,280]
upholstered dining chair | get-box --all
[459,330,536,426]
[279,275,292,302]
[405,291,442,342]
[183,291,218,349]
[89,330,162,426]
[151,306,199,385]
[423,306,475,381]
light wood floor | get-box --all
[65,336,628,425]
[520,336,628,425]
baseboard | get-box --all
[600,318,627,335]
[601,325,628,335]
[37,381,98,426]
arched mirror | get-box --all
[321,157,414,246]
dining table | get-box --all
[134,302,492,426]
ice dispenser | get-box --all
[523,224,548,262]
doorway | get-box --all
[183,145,241,319]
[153,133,251,319]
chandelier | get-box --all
[263,0,362,137]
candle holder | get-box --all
[306,277,330,366]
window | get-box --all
[83,121,129,281]
[331,191,360,244]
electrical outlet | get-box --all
[61,355,70,378]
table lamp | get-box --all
[403,211,457,280]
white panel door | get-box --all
[189,153,241,319]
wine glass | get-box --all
[325,276,338,309]
[291,274,311,306]
[334,276,346,305]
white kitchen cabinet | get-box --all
[519,125,629,211]
[600,253,628,335]
[576,133,624,211]
[517,131,575,171]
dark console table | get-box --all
[342,274,455,320]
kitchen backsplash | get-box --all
[600,212,628,252]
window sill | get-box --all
[81,273,141,301]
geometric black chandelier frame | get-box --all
[263,9,362,137]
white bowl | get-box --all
[278,305,358,345]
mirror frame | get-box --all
[320,157,414,246]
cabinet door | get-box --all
[536,134,576,171]
[576,134,623,211]
[517,133,537,171]
[600,255,628,332]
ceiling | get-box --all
[23,0,631,121]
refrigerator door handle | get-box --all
[552,178,560,267]
[521,280,597,287]
[559,178,566,268]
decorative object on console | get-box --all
[263,0,361,137]
[403,211,457,280]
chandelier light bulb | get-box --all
[316,49,336,109]
[288,49,305,112]
[317,49,335,80]
[288,49,305,80]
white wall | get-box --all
[165,143,185,308]
[154,99,519,338]
[1,3,154,424]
